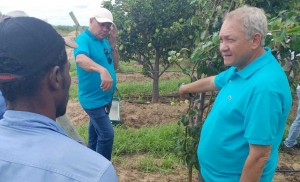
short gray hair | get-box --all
[224,5,268,46]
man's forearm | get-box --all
[179,76,217,96]
[76,54,106,74]
[240,145,271,182]
[240,155,267,181]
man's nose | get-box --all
[220,42,228,52]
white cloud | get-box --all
[0,0,104,26]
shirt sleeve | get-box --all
[214,67,235,90]
[99,164,118,182]
[74,36,90,57]
[244,90,283,145]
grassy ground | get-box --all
[77,122,185,173]
[73,61,299,179]
[72,61,192,176]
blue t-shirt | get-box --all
[74,29,116,109]
[0,110,118,181]
[0,90,6,119]
[198,47,292,182]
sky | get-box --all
[0,0,105,26]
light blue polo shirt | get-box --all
[74,29,116,109]
[198,47,292,182]
[0,110,118,181]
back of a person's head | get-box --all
[0,17,67,102]
[224,5,268,46]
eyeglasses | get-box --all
[104,48,112,64]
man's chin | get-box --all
[98,34,107,40]
[223,59,234,66]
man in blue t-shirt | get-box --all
[179,5,292,182]
[74,8,119,161]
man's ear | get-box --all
[47,66,62,90]
[251,33,263,49]
[89,18,94,24]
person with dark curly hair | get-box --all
[0,16,118,181]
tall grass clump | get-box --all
[76,122,184,156]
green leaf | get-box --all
[287,26,300,35]
[291,35,300,52]
[182,68,191,75]
[212,32,220,44]
[181,115,189,126]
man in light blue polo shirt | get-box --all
[179,5,292,182]
[0,17,117,181]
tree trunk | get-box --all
[188,166,193,182]
[196,92,206,126]
[152,50,160,103]
[137,54,143,64]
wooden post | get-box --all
[69,11,84,35]
[56,115,84,144]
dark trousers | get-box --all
[84,103,114,160]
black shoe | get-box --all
[282,145,298,155]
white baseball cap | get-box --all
[0,10,28,22]
[91,8,113,24]
[6,10,28,17]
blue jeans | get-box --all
[84,103,114,160]
[284,87,300,148]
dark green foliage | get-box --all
[104,0,199,102]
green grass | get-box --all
[76,122,184,172]
[135,153,179,173]
[69,84,78,100]
[118,76,189,96]
[76,124,89,145]
[69,62,77,78]
[117,61,183,73]
[54,25,76,36]
[118,61,143,72]
[76,122,184,156]
[114,123,183,156]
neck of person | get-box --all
[6,96,57,121]
[237,47,266,71]
[88,28,104,40]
